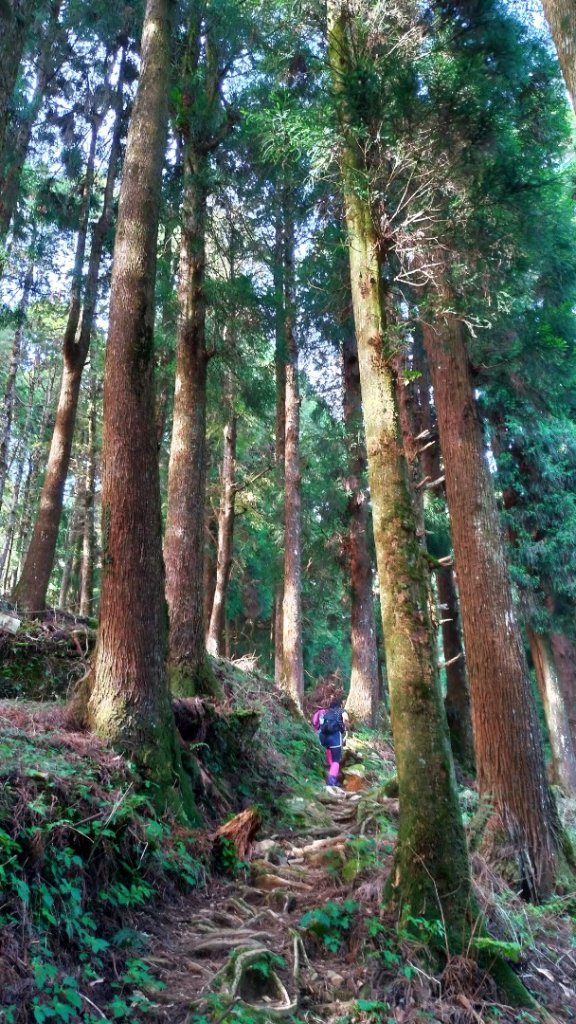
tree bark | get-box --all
[527,626,576,795]
[163,8,229,697]
[58,481,83,610]
[541,0,576,112]
[342,327,381,728]
[164,147,215,695]
[412,332,474,768]
[550,631,576,740]
[422,310,561,900]
[0,440,27,584]
[87,0,194,818]
[0,0,63,238]
[207,370,236,657]
[0,257,33,513]
[79,374,97,618]
[280,208,304,708]
[328,0,473,943]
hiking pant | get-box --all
[325,744,342,785]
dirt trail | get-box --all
[145,785,394,1023]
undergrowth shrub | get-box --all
[0,725,204,1023]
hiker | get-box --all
[313,697,348,788]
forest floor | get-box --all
[1,623,576,1023]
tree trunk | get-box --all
[87,0,194,818]
[280,208,304,708]
[0,258,33,513]
[0,0,36,193]
[274,215,286,687]
[13,104,99,612]
[164,147,217,696]
[0,0,63,238]
[527,626,576,795]
[413,332,474,768]
[13,68,124,612]
[13,357,83,612]
[328,0,473,943]
[207,371,237,657]
[10,362,56,584]
[79,374,97,618]
[0,442,26,584]
[58,483,82,610]
[541,0,576,111]
[437,567,474,768]
[342,327,381,728]
[550,631,576,740]
[422,311,561,900]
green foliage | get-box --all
[341,835,379,882]
[299,898,359,952]
[471,936,522,963]
[0,725,203,1022]
[214,835,250,876]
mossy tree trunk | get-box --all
[342,327,381,728]
[328,0,473,941]
[88,0,194,817]
[422,311,562,899]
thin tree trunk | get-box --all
[58,484,82,610]
[527,626,576,795]
[281,208,304,707]
[541,0,576,112]
[13,66,124,613]
[274,215,286,687]
[0,0,63,238]
[14,357,83,612]
[342,327,381,728]
[79,375,97,618]
[11,362,55,584]
[0,443,26,584]
[328,0,473,944]
[87,0,194,818]
[69,525,83,613]
[422,310,561,900]
[0,258,33,512]
[207,370,237,657]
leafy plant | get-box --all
[299,899,359,952]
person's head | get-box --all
[329,696,343,709]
